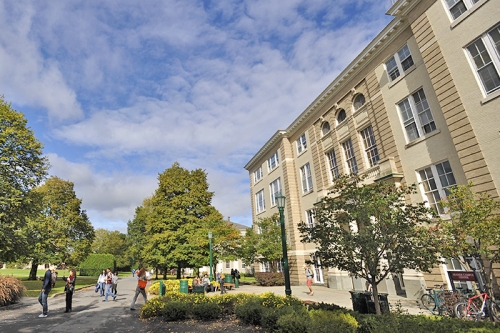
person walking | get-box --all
[38,264,52,318]
[219,271,226,294]
[304,265,314,296]
[130,268,148,310]
[64,269,76,313]
[103,268,116,302]
[97,269,106,296]
[111,271,118,295]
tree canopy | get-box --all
[0,97,48,262]
[299,175,440,314]
[92,228,129,269]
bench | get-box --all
[223,283,235,290]
[191,285,206,294]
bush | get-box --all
[191,302,221,321]
[309,310,358,333]
[79,254,115,276]
[160,300,189,321]
[262,305,308,332]
[0,275,26,306]
[276,311,311,333]
[235,297,265,325]
[254,272,284,286]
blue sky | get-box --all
[0,0,393,232]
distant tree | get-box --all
[237,227,259,269]
[126,198,151,268]
[299,175,440,314]
[436,183,500,294]
[0,97,48,262]
[25,176,95,280]
[92,229,129,269]
[254,214,284,272]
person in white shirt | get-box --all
[111,271,118,294]
[97,269,106,296]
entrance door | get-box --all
[311,255,324,283]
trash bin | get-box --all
[366,293,390,314]
[349,291,370,314]
[179,279,189,294]
[159,280,166,296]
[224,275,233,284]
[235,278,239,288]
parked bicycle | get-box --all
[420,284,467,316]
[455,289,500,321]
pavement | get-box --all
[0,276,426,333]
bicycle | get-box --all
[421,284,457,316]
[455,289,500,321]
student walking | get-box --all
[97,269,106,296]
[130,268,148,310]
[103,268,116,302]
[111,271,118,294]
[304,265,314,296]
[64,269,76,313]
[38,264,52,318]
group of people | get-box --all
[38,264,76,317]
[97,268,118,301]
[192,274,212,292]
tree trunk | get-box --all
[372,282,382,315]
[28,261,38,280]
[155,267,158,280]
[176,264,181,279]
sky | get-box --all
[0,0,394,232]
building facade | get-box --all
[244,0,500,299]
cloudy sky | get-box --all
[0,0,394,232]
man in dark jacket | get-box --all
[38,264,52,317]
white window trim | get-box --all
[326,150,340,181]
[296,133,307,154]
[255,189,265,214]
[385,44,414,82]
[397,88,437,143]
[442,0,481,22]
[253,166,263,184]
[305,209,315,228]
[267,151,279,172]
[342,139,358,175]
[360,126,380,168]
[269,178,281,207]
[300,163,313,193]
[417,161,457,215]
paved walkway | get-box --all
[0,277,426,332]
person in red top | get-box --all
[103,268,116,302]
[130,267,148,310]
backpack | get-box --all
[138,278,147,289]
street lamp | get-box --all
[276,194,291,296]
[208,232,213,282]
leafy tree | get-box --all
[142,163,235,278]
[126,198,151,269]
[254,214,284,272]
[25,176,95,279]
[436,183,500,294]
[0,97,48,262]
[237,227,259,269]
[92,228,129,269]
[299,175,440,314]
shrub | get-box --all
[262,305,308,332]
[140,297,167,319]
[0,275,26,306]
[79,254,115,276]
[160,300,189,321]
[309,310,358,333]
[307,301,348,312]
[235,297,265,325]
[254,272,284,286]
[191,302,222,321]
[276,311,311,333]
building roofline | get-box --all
[244,130,287,170]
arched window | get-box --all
[336,109,346,124]
[353,94,366,111]
[321,122,330,136]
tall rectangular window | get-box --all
[253,166,263,183]
[444,0,479,20]
[255,189,265,213]
[296,133,307,154]
[386,44,414,81]
[267,151,279,171]
[360,126,380,168]
[418,161,457,214]
[326,150,339,181]
[466,24,500,95]
[397,88,437,142]
[306,209,315,228]
[342,139,358,174]
[300,163,313,193]
[269,178,281,206]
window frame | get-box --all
[385,44,415,82]
[253,166,263,183]
[296,133,307,154]
[466,24,500,95]
[326,149,340,181]
[321,122,331,136]
[305,209,315,228]
[336,109,347,125]
[267,151,279,171]
[342,139,359,174]
[269,177,281,207]
[353,94,366,112]
[417,160,457,215]
[443,0,480,21]
[360,126,380,168]
[255,189,265,213]
[300,163,313,193]
[397,88,437,143]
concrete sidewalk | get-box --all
[0,277,427,333]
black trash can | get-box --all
[367,293,390,314]
[349,291,370,314]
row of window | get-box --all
[255,177,282,213]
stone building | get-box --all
[244,0,500,299]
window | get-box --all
[267,151,279,171]
[296,133,307,154]
[300,163,313,193]
[466,25,500,95]
[386,44,414,81]
[418,160,457,214]
[226,262,230,268]
[260,261,270,272]
[306,209,315,228]
[242,263,246,269]
[342,139,358,174]
[253,166,263,183]
[336,109,347,124]
[269,178,281,206]
[360,126,380,167]
[326,150,340,180]
[255,189,265,213]
[321,122,331,136]
[353,94,366,111]
[397,88,437,142]
[444,0,479,20]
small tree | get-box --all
[298,175,441,314]
[436,183,500,294]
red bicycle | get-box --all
[455,290,500,321]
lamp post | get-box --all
[276,194,291,296]
[208,231,213,282]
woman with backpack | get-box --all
[130,267,148,310]
[64,269,76,313]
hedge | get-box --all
[79,254,115,276]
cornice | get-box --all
[387,0,421,18]
[244,130,287,170]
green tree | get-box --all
[254,214,284,272]
[92,228,129,269]
[0,97,48,262]
[237,227,258,269]
[142,163,233,278]
[126,198,151,269]
[299,175,440,314]
[436,183,500,294]
[25,176,95,279]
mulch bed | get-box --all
[143,315,263,333]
